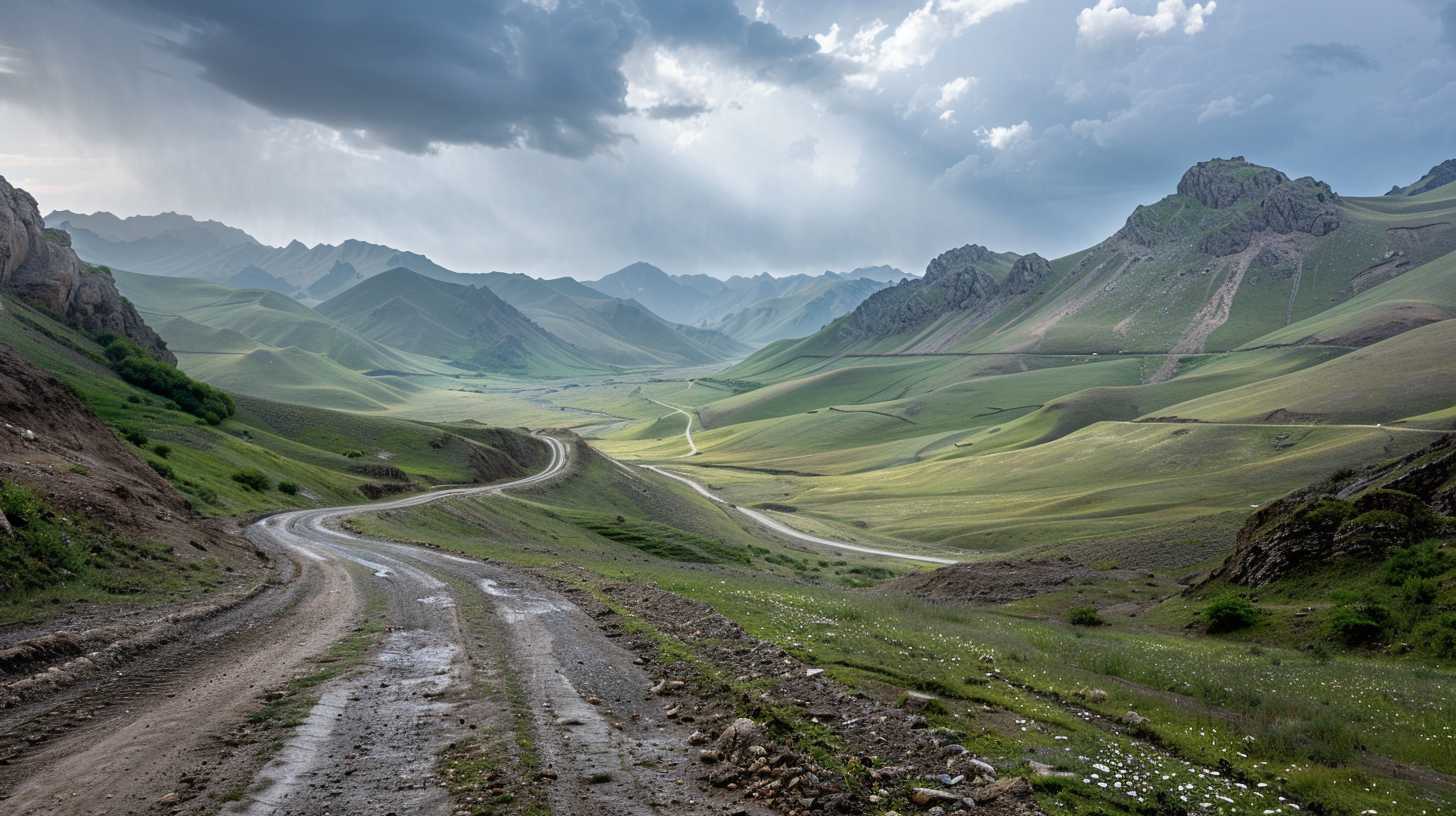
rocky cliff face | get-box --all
[838,244,1036,340]
[1,176,173,363]
[1209,434,1456,586]
[1119,157,1341,257]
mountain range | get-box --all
[740,155,1456,381]
[587,261,914,341]
[45,210,900,349]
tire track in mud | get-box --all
[235,440,752,815]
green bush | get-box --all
[1383,541,1451,585]
[231,469,272,492]
[1067,606,1104,626]
[151,444,171,459]
[1203,593,1259,633]
[1327,599,1391,647]
[100,337,235,425]
[343,449,365,459]
[1301,498,1354,530]
[148,460,175,480]
[121,427,148,446]
[277,481,300,496]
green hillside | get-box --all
[114,269,429,373]
[317,267,603,375]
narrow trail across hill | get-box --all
[0,435,743,816]
[646,397,699,456]
[642,464,959,565]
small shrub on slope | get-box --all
[1203,593,1259,633]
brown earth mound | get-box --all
[885,558,1135,604]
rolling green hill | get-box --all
[317,267,602,375]
[114,269,428,372]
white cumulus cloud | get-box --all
[1076,0,1217,45]
[977,120,1031,149]
[937,76,976,110]
[819,0,1026,87]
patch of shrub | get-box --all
[1382,541,1452,585]
[277,481,299,496]
[151,444,171,459]
[1203,593,1259,633]
[148,460,175,480]
[1067,606,1104,626]
[100,337,235,424]
[121,427,148,446]
[231,469,272,492]
[1300,498,1353,530]
[342,449,365,459]
[1327,598,1391,647]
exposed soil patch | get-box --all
[883,558,1141,604]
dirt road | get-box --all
[0,434,741,816]
[646,398,699,456]
[642,464,959,565]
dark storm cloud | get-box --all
[1286,42,1378,74]
[634,0,838,85]
[109,0,836,159]
[642,101,712,120]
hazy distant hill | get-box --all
[318,267,599,375]
[47,209,479,290]
[588,261,911,340]
[475,271,747,367]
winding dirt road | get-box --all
[0,434,742,816]
[642,464,959,565]
[646,398,699,456]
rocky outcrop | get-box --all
[1188,162,1340,256]
[0,176,173,363]
[839,244,1037,340]
[1177,157,1287,209]
[1004,253,1051,295]
[1115,158,1343,257]
[1208,434,1456,586]
[1257,176,1340,236]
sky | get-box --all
[0,0,1453,280]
